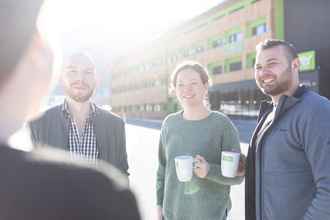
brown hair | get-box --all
[0,0,44,87]
[256,39,298,62]
[170,61,211,88]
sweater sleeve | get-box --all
[206,118,244,185]
[156,133,166,207]
[301,103,330,220]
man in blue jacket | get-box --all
[245,39,330,220]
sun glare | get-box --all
[41,0,222,53]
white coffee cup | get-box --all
[221,151,240,178]
[174,155,194,182]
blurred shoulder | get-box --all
[0,144,141,220]
[209,111,237,131]
[209,111,232,123]
[30,147,129,190]
[162,111,182,125]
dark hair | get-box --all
[170,61,211,88]
[0,0,44,86]
[256,39,298,61]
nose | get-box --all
[256,66,272,78]
[73,71,87,81]
[182,84,193,93]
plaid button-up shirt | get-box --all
[62,101,99,162]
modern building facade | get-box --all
[110,0,330,119]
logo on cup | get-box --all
[222,155,234,162]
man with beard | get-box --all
[245,39,330,220]
[29,53,129,178]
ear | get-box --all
[291,57,300,73]
[203,82,209,91]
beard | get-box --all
[64,86,94,103]
[258,65,293,97]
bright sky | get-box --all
[42,0,224,54]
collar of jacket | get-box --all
[61,100,99,121]
[257,85,308,123]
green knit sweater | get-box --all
[156,111,243,220]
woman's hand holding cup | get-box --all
[193,154,209,178]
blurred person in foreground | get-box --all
[0,0,140,219]
[245,39,330,220]
[29,52,129,178]
[156,61,245,220]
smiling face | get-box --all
[61,53,96,103]
[254,45,299,102]
[175,68,208,109]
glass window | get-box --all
[256,23,267,35]
[146,104,153,112]
[182,49,189,57]
[213,65,223,75]
[212,38,224,48]
[188,48,195,56]
[237,32,243,41]
[196,46,205,53]
[229,61,242,72]
[252,23,267,36]
[228,34,235,44]
[154,104,161,112]
[228,32,243,44]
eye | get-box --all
[267,62,278,68]
[255,65,262,71]
[67,69,77,74]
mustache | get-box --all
[70,81,90,88]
